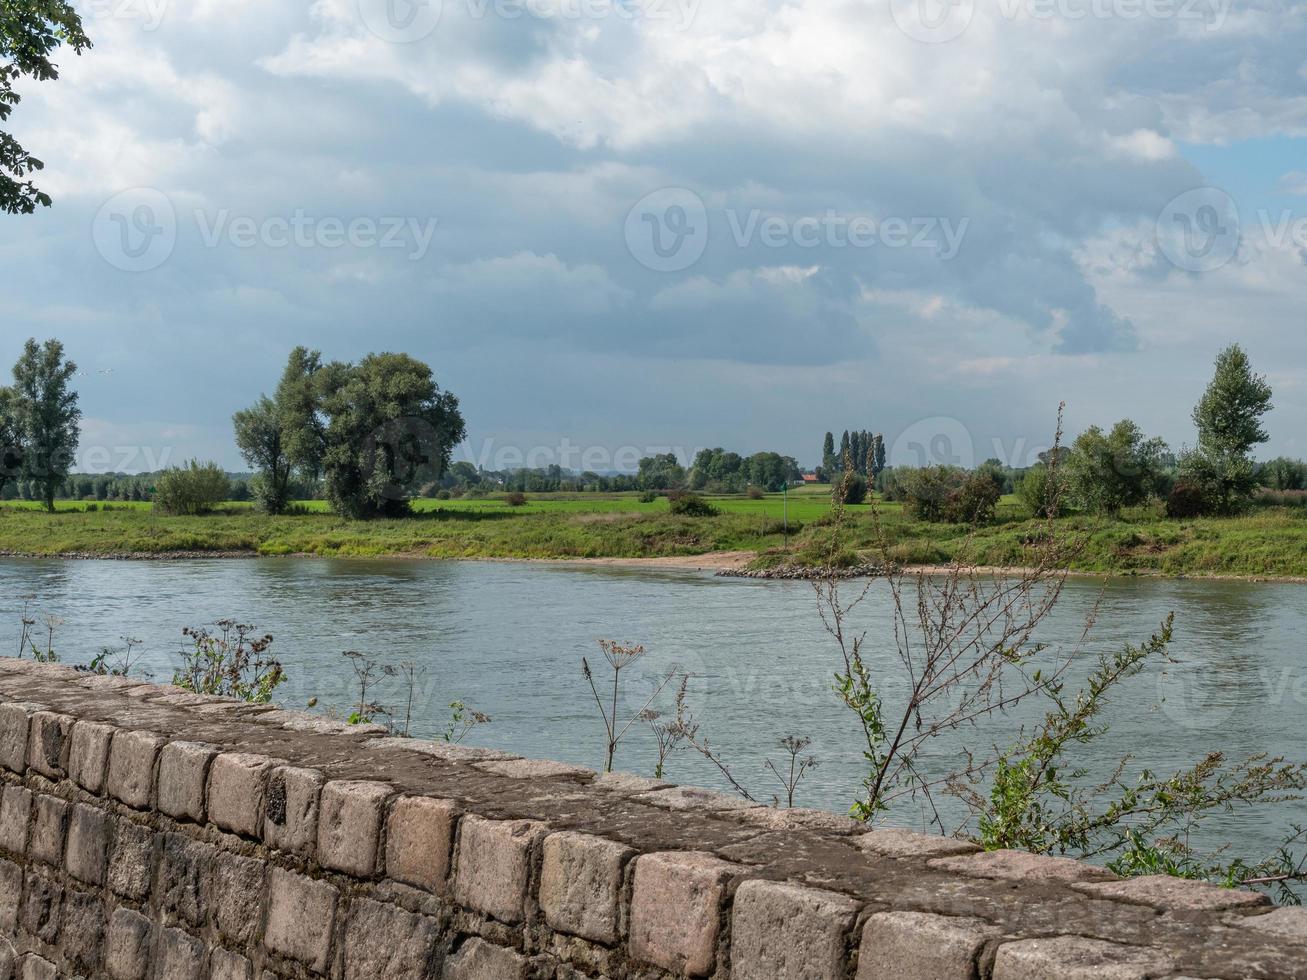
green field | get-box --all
[1,491,1306,579]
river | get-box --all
[2,557,1303,870]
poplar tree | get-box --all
[11,338,80,512]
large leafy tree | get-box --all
[232,396,292,515]
[1065,419,1169,515]
[2,2,91,214]
[11,337,80,511]
[275,346,324,482]
[1179,344,1273,513]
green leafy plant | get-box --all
[173,620,285,704]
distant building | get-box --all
[802,473,820,484]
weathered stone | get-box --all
[105,907,153,980]
[26,711,73,778]
[18,955,55,980]
[634,785,761,812]
[265,867,338,974]
[157,833,214,928]
[0,947,12,980]
[156,927,207,980]
[592,771,670,795]
[207,752,274,838]
[27,794,67,866]
[20,870,61,943]
[61,889,105,974]
[318,780,391,877]
[263,765,324,856]
[1076,874,1268,911]
[0,785,31,857]
[733,807,867,835]
[343,898,440,980]
[929,849,1116,884]
[1241,906,1307,940]
[993,936,1173,980]
[453,815,549,924]
[0,702,42,773]
[386,796,457,894]
[368,737,519,763]
[212,851,266,944]
[629,851,741,977]
[0,858,20,932]
[443,938,528,980]
[108,817,155,899]
[64,802,108,884]
[473,758,595,779]
[156,740,217,823]
[732,879,860,980]
[858,911,1001,980]
[856,827,980,860]
[540,831,634,945]
[106,729,164,809]
[210,948,255,980]
[67,720,115,794]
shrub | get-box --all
[505,492,528,506]
[1018,464,1069,518]
[1166,481,1210,518]
[832,473,867,505]
[436,489,452,500]
[943,472,1002,524]
[902,466,964,521]
[154,461,231,515]
[668,492,718,517]
[746,485,765,500]
[638,490,659,503]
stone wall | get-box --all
[0,656,1305,979]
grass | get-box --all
[1,491,1305,578]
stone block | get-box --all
[473,758,594,779]
[443,938,528,980]
[26,711,73,778]
[0,858,20,932]
[452,815,549,924]
[857,827,981,860]
[539,831,634,945]
[732,879,859,980]
[64,802,108,884]
[27,794,67,866]
[992,936,1173,980]
[265,867,338,974]
[20,870,61,943]
[0,947,11,980]
[634,785,760,812]
[208,752,273,838]
[18,956,55,980]
[68,720,115,794]
[210,948,255,980]
[385,796,458,894]
[0,702,42,773]
[629,851,741,977]
[318,780,391,877]
[156,741,217,823]
[263,765,324,856]
[0,785,31,857]
[1242,906,1307,940]
[1076,874,1268,911]
[108,817,156,899]
[858,911,1001,980]
[343,898,440,980]
[929,849,1115,884]
[158,833,215,928]
[106,729,164,809]
[105,907,153,980]
[61,889,105,975]
[156,927,207,980]
[212,851,266,944]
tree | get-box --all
[11,338,80,512]
[233,397,292,514]
[154,461,230,515]
[0,386,18,486]
[839,431,851,472]
[2,3,91,214]
[821,432,836,476]
[1179,345,1273,514]
[275,347,325,483]
[637,453,686,491]
[317,353,465,519]
[1065,420,1169,515]
[872,433,886,479]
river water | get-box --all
[1,557,1303,867]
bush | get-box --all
[943,472,1002,524]
[154,461,230,515]
[832,473,867,505]
[1166,481,1210,518]
[436,489,452,500]
[638,490,659,503]
[504,492,528,506]
[668,492,718,517]
[902,466,964,521]
[1018,464,1069,518]
[746,485,765,500]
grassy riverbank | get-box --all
[1,492,1305,578]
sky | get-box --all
[1,0,1305,474]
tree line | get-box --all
[821,429,885,481]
